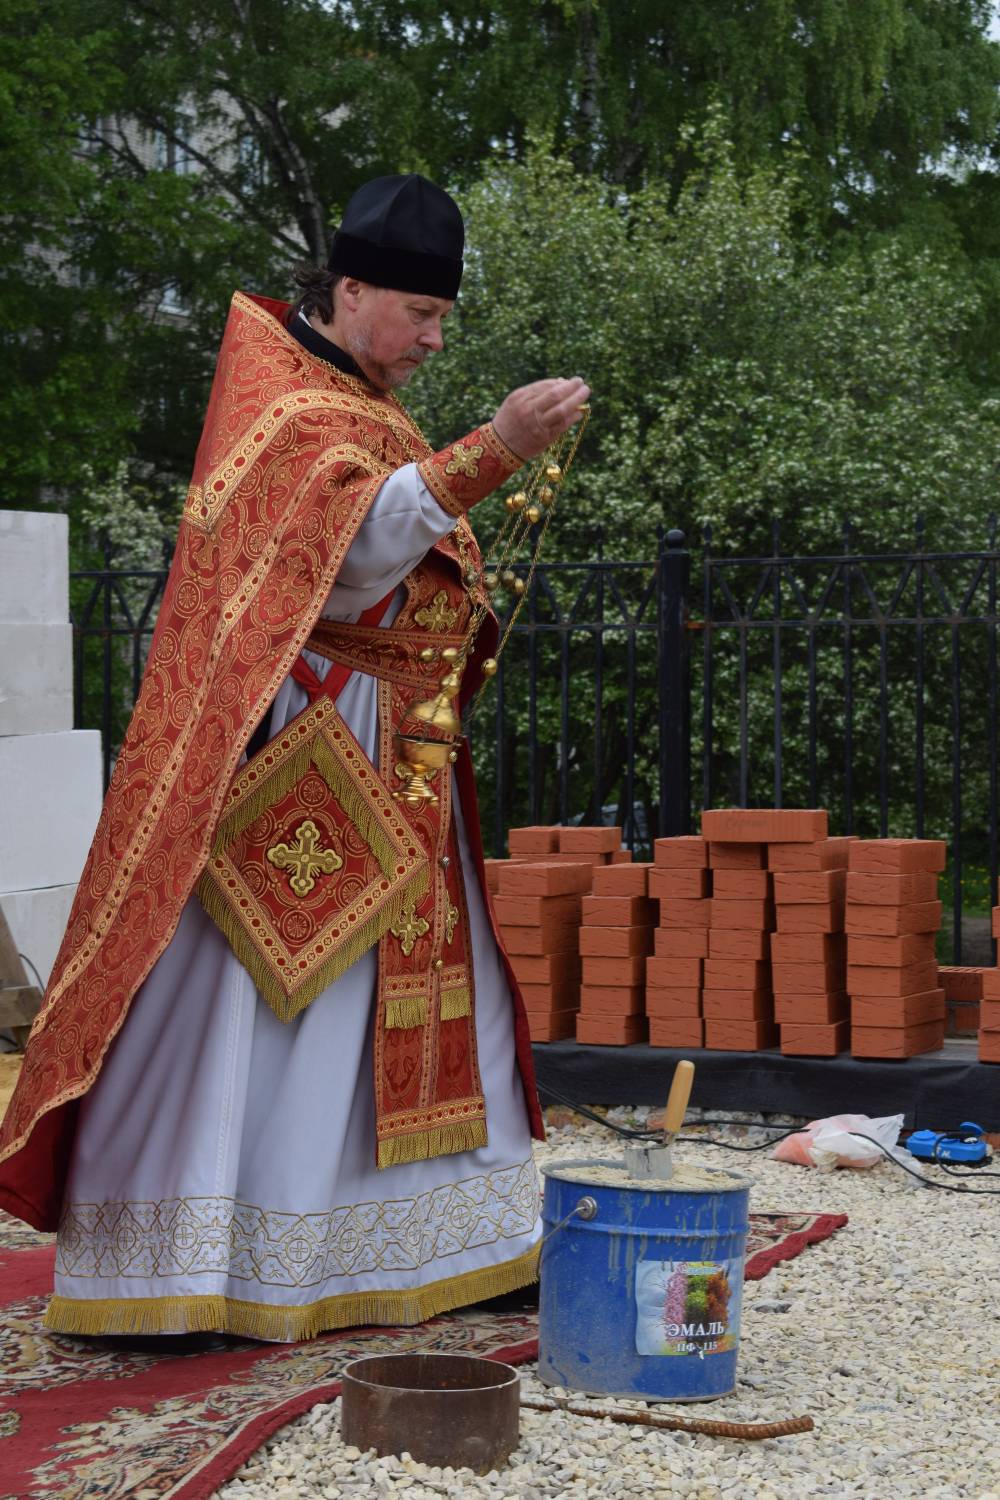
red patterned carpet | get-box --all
[0,1209,846,1498]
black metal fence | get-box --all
[71,523,1000,961]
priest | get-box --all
[0,173,589,1340]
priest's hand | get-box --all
[492,377,591,461]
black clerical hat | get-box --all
[327,174,464,300]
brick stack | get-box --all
[846,839,946,1058]
[771,834,852,1056]
[493,859,591,1042]
[698,812,828,1052]
[937,966,983,1036]
[576,862,656,1045]
[646,836,711,1048]
[982,968,1000,1064]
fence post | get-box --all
[657,528,691,836]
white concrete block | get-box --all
[0,730,102,892]
[0,621,73,734]
[0,883,76,986]
[0,509,69,624]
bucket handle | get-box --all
[537,1195,598,1260]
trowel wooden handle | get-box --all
[663,1059,695,1138]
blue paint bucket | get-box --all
[538,1158,752,1402]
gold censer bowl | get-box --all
[392,733,458,809]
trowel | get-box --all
[623,1058,696,1180]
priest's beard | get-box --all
[347,319,426,390]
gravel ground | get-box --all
[216,1110,1000,1500]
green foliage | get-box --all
[407,123,1000,563]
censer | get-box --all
[392,407,590,809]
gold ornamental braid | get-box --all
[393,406,591,810]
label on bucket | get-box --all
[634,1258,742,1357]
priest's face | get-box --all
[343,283,454,390]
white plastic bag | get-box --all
[772,1112,907,1171]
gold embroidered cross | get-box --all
[414,590,459,632]
[444,901,460,945]
[267,819,343,898]
[390,902,430,957]
[444,441,483,479]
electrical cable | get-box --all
[541,1085,1000,1192]
[18,953,44,992]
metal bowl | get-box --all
[340,1351,520,1473]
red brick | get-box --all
[648,867,711,900]
[702,809,828,843]
[653,836,708,869]
[768,838,854,872]
[646,987,703,1018]
[508,826,560,856]
[703,958,771,990]
[843,900,942,937]
[493,893,581,927]
[499,860,594,897]
[592,862,652,897]
[654,927,710,959]
[502,923,578,956]
[582,955,646,987]
[709,929,770,960]
[610,848,632,864]
[773,991,849,1025]
[848,839,947,874]
[708,842,766,870]
[772,960,846,996]
[980,1030,1000,1062]
[701,989,773,1021]
[780,1020,850,1056]
[710,897,775,931]
[648,1016,705,1048]
[771,932,846,964]
[525,1009,579,1042]
[948,1001,980,1036]
[851,1020,945,1058]
[581,894,657,927]
[983,970,1000,1001]
[647,955,703,988]
[525,851,609,867]
[576,1013,648,1045]
[559,825,622,854]
[848,932,938,967]
[483,858,505,894]
[982,998,1000,1027]
[704,1018,779,1050]
[847,959,939,997]
[775,900,844,934]
[518,978,581,1012]
[939,966,986,1000]
[845,872,940,905]
[993,907,1000,940]
[579,983,645,1016]
[851,989,945,1027]
[711,869,772,900]
[658,897,712,930]
[772,870,846,905]
[579,925,655,957]
[509,952,581,986]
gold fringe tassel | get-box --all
[439,985,472,1020]
[377,1117,487,1169]
[43,1245,538,1343]
[385,994,428,1029]
[217,737,315,846]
